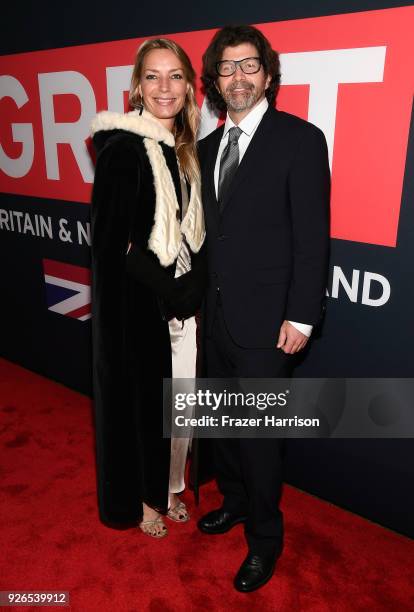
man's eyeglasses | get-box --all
[216,57,262,77]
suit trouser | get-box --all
[205,298,293,556]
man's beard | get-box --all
[223,80,261,112]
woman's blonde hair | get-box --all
[129,38,200,184]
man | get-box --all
[197,25,330,592]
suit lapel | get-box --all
[220,106,276,214]
[203,125,223,226]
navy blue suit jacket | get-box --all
[198,106,330,348]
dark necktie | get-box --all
[218,126,242,209]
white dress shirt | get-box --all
[214,97,312,338]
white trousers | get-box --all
[168,314,197,493]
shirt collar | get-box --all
[222,97,269,139]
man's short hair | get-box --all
[201,24,281,113]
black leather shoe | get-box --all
[197,508,248,534]
[234,553,277,592]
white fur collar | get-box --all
[91,109,205,267]
[90,108,175,147]
[144,138,205,266]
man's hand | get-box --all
[277,320,309,354]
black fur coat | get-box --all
[90,109,206,526]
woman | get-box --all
[90,39,206,538]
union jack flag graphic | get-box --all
[42,258,91,321]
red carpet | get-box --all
[1,358,413,611]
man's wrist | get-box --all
[288,321,313,337]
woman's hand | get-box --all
[166,269,206,320]
[125,244,207,320]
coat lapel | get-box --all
[202,125,223,226]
